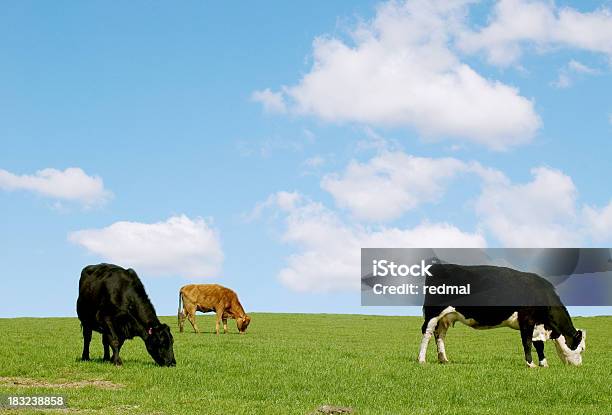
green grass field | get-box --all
[0,314,610,414]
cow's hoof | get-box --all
[538,359,548,368]
[418,359,426,365]
[526,361,537,368]
[103,356,111,362]
[437,353,449,364]
[80,356,90,362]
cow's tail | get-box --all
[177,289,184,328]
[178,290,183,322]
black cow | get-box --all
[77,263,176,366]
[418,263,586,367]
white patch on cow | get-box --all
[420,308,585,367]
[502,312,519,330]
[532,324,551,342]
[437,308,478,328]
[418,306,456,363]
[436,324,449,363]
[526,361,537,368]
[418,317,439,363]
[553,330,586,366]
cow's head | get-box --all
[145,323,176,367]
[237,315,251,334]
[553,329,586,366]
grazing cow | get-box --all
[178,284,251,335]
[419,263,586,367]
[77,263,176,366]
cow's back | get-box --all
[77,263,146,328]
[424,263,562,308]
[181,284,236,310]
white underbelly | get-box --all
[432,308,549,340]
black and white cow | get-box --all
[418,263,586,367]
[77,263,176,366]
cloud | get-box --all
[301,155,328,176]
[245,190,301,222]
[475,167,580,247]
[322,151,469,221]
[551,72,572,89]
[303,155,326,169]
[459,0,612,66]
[255,0,541,150]
[257,156,612,292]
[69,215,223,278]
[583,201,612,242]
[551,59,600,89]
[264,192,485,292]
[251,88,287,113]
[0,167,112,207]
[567,60,599,75]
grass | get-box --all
[0,313,610,414]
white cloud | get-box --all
[258,157,612,292]
[567,60,598,75]
[264,192,485,292]
[475,167,580,247]
[459,0,612,66]
[551,72,572,89]
[551,59,599,88]
[69,215,223,278]
[303,155,326,169]
[322,151,469,221]
[251,88,287,113]
[583,201,612,242]
[301,155,327,176]
[0,167,112,207]
[256,0,541,150]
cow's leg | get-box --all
[185,306,199,333]
[215,309,223,335]
[222,317,228,334]
[102,316,124,366]
[419,317,439,364]
[178,310,186,333]
[102,334,111,362]
[435,323,449,364]
[534,340,548,367]
[110,338,124,366]
[519,322,537,368]
[81,325,92,361]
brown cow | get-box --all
[178,284,251,335]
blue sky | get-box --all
[1,1,612,317]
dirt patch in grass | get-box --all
[310,404,354,414]
[0,376,124,390]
